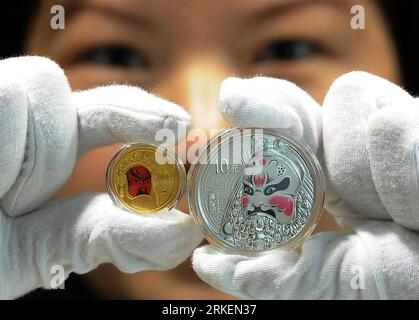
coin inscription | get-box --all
[107,143,185,215]
[188,128,324,253]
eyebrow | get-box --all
[243,0,345,25]
[64,0,157,31]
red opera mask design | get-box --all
[242,155,301,224]
[126,165,152,197]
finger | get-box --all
[0,56,77,217]
[193,224,395,300]
[7,193,203,295]
[323,71,413,220]
[74,85,191,156]
[218,77,322,153]
[367,100,419,231]
[0,76,27,198]
[193,232,372,299]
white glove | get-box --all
[192,73,419,299]
[0,56,203,299]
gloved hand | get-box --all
[192,73,419,299]
[0,56,203,299]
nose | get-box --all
[155,54,231,139]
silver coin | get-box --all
[188,128,325,254]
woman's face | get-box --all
[26,0,400,299]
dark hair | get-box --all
[379,1,419,95]
[0,2,39,58]
[2,1,419,95]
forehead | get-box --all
[46,0,307,12]
[43,0,358,23]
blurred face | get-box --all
[26,0,400,299]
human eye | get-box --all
[79,45,149,69]
[254,39,320,63]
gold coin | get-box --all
[106,143,185,215]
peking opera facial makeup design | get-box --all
[242,155,301,225]
[106,143,185,215]
[126,165,152,197]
